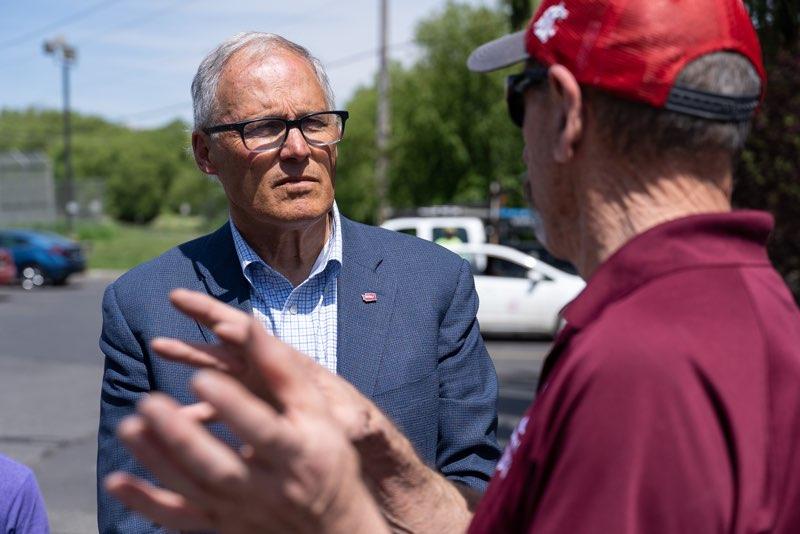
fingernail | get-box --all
[117,415,142,437]
[104,472,124,490]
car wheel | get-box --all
[20,264,46,290]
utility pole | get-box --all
[375,0,391,222]
[43,36,77,232]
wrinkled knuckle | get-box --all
[210,466,247,490]
[250,427,278,449]
[168,432,196,451]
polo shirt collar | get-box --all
[562,210,773,331]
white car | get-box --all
[445,243,585,337]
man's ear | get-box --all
[547,65,583,163]
[192,131,218,175]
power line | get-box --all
[66,0,347,106]
[6,38,420,129]
[0,0,127,52]
[74,0,194,45]
[106,42,419,123]
[326,40,415,69]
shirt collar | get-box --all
[230,202,344,286]
[562,210,774,330]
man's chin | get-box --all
[259,198,333,226]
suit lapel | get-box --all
[189,222,252,343]
[336,218,396,398]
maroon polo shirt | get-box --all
[469,211,800,533]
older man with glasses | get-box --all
[96,32,500,533]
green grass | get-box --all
[86,220,207,270]
[19,215,211,271]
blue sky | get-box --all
[0,0,493,129]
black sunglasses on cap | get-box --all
[506,66,549,127]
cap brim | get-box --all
[467,30,528,72]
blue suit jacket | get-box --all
[97,217,500,533]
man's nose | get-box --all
[280,126,311,159]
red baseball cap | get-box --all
[467,0,766,121]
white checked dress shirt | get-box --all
[230,204,343,374]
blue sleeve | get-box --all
[436,259,501,491]
[96,284,165,533]
[6,470,49,534]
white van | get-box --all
[381,216,488,271]
[381,216,487,245]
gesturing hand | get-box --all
[150,289,387,444]
[105,290,389,534]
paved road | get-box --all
[490,338,548,444]
[0,274,108,533]
[0,274,549,533]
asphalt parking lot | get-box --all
[0,273,549,533]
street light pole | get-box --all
[43,37,77,232]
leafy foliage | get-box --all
[745,0,799,57]
[733,47,800,297]
[501,0,539,30]
[334,85,380,223]
[730,0,800,299]
[337,2,526,223]
[0,110,221,224]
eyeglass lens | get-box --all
[242,113,344,152]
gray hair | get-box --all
[588,52,762,158]
[191,32,335,130]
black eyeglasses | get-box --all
[203,110,350,152]
[506,66,549,127]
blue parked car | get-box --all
[0,229,86,289]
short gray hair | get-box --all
[588,52,762,159]
[191,32,335,130]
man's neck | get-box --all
[232,212,332,287]
[574,166,733,279]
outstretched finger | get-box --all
[117,414,214,508]
[105,472,212,531]
[151,337,245,374]
[179,401,217,423]
[170,289,325,411]
[169,289,251,332]
[192,370,300,463]
[137,394,250,493]
[234,320,329,411]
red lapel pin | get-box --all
[361,292,378,303]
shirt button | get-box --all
[289,304,298,314]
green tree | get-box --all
[732,0,800,298]
[336,2,526,222]
[0,110,223,225]
[392,4,521,207]
[335,85,381,223]
[104,133,175,224]
[501,0,539,30]
[165,166,228,221]
[745,0,799,56]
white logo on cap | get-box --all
[533,2,569,43]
